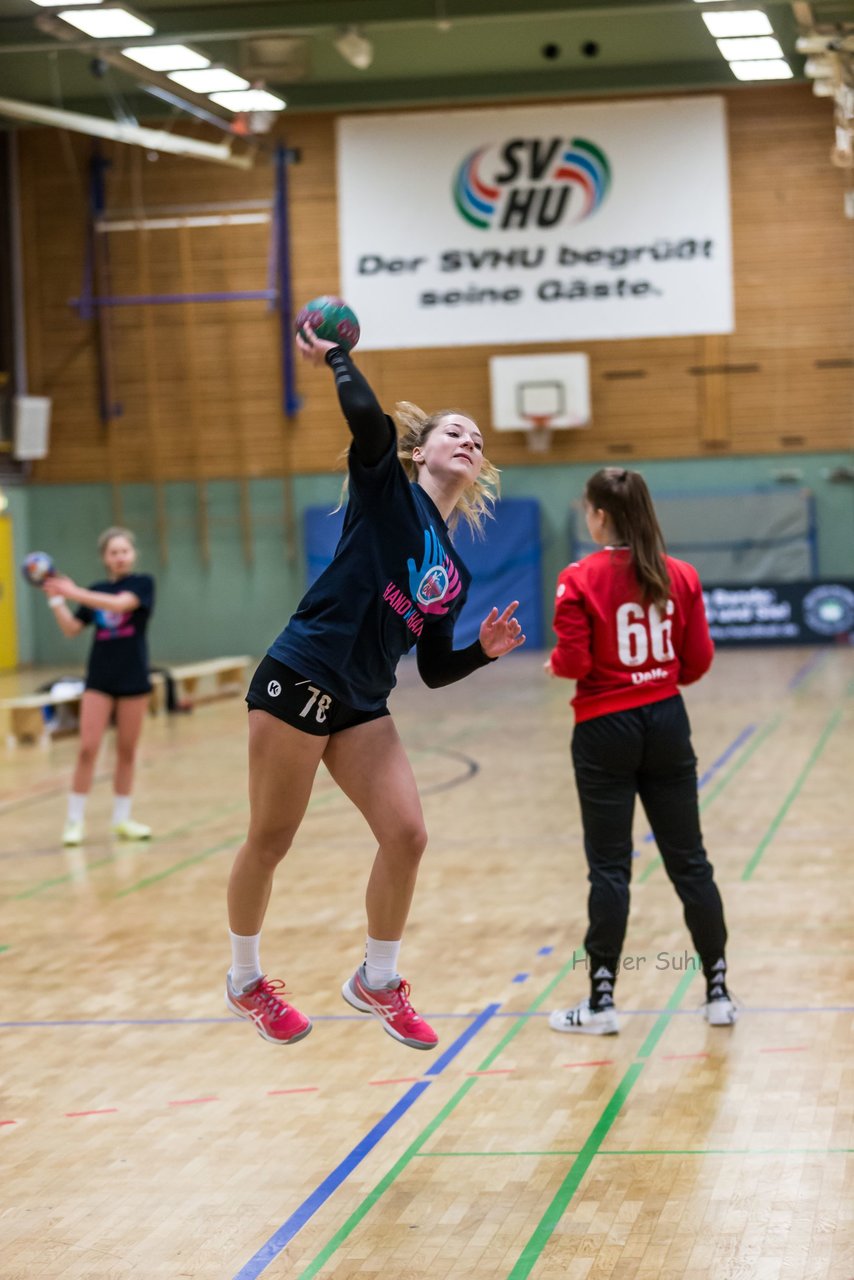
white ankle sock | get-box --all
[364,936,401,988]
[67,793,87,824]
[112,795,132,825]
[230,930,262,991]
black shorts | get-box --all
[246,654,390,737]
[85,683,151,699]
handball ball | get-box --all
[295,296,360,352]
[22,550,55,586]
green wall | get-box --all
[10,451,854,668]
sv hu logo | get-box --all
[453,136,611,231]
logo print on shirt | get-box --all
[407,525,462,616]
[94,607,135,641]
[267,680,282,698]
[95,609,124,631]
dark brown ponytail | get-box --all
[584,468,670,608]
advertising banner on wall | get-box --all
[337,97,733,351]
[703,582,854,646]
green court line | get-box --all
[507,1064,644,1278]
[505,964,700,1280]
[294,949,587,1280]
[113,782,355,897]
[14,852,121,900]
[0,945,10,955]
[115,836,238,896]
[638,713,782,884]
[418,1146,852,1158]
[741,706,844,882]
[11,798,249,901]
[14,775,351,903]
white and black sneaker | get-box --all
[703,994,739,1025]
[548,998,619,1036]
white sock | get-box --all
[229,930,262,992]
[67,793,87,824]
[112,795,132,825]
[364,936,401,989]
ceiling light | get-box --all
[122,45,210,72]
[716,36,784,61]
[168,68,249,92]
[333,26,374,71]
[702,11,772,38]
[729,59,793,80]
[58,8,153,38]
[209,89,286,112]
[31,0,103,5]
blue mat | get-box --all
[304,497,543,649]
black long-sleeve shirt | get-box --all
[325,347,494,688]
[267,349,492,708]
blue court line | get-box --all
[0,1012,486,1029]
[788,650,829,691]
[512,973,530,984]
[537,946,554,956]
[232,1002,500,1280]
[4,1004,852,1032]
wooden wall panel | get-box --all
[19,86,853,485]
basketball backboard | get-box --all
[489,353,591,434]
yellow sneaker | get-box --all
[62,820,85,846]
[112,818,152,841]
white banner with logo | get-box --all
[336,97,733,350]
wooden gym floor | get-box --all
[2,647,852,1280]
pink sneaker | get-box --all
[225,974,312,1045]
[341,964,438,1050]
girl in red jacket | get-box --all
[546,467,736,1034]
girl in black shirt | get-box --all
[225,328,525,1052]
[43,527,155,846]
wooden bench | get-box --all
[1,689,85,748]
[2,657,249,746]
[149,656,251,712]
[1,674,167,748]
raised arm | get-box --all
[296,326,393,465]
[43,575,140,615]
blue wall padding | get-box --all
[304,497,544,649]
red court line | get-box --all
[267,1087,320,1095]
[1,1119,18,1126]
[467,1068,516,1077]
[760,1046,808,1054]
[369,1077,422,1086]
[563,1059,615,1068]
[168,1096,220,1106]
[662,1052,710,1061]
[65,1108,119,1117]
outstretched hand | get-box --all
[296,322,340,366]
[479,601,525,659]
[42,574,78,601]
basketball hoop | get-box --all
[522,414,554,453]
